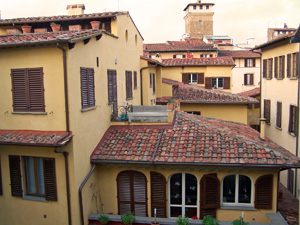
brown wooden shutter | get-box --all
[263,59,267,78]
[0,157,3,196]
[209,54,213,58]
[287,169,294,194]
[264,100,271,124]
[274,57,278,78]
[281,55,285,78]
[253,58,256,67]
[183,55,186,58]
[250,74,254,85]
[296,53,300,77]
[205,77,212,89]
[269,58,273,79]
[9,155,22,197]
[223,77,230,89]
[289,106,299,135]
[117,171,147,216]
[28,68,45,112]
[276,102,282,128]
[134,71,137,89]
[43,158,57,201]
[81,68,95,108]
[182,73,189,84]
[11,69,27,112]
[200,174,220,219]
[244,74,247,85]
[173,55,176,59]
[153,73,156,95]
[126,71,133,99]
[88,68,95,106]
[197,73,204,84]
[108,70,118,114]
[150,73,153,87]
[150,172,166,218]
[108,70,114,104]
[255,174,273,209]
[244,59,247,67]
[287,54,291,78]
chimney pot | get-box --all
[260,118,267,140]
[66,4,85,15]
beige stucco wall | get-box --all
[180,103,248,124]
[260,39,299,197]
[95,165,278,223]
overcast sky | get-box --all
[1,0,299,45]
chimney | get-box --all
[66,4,85,15]
[260,118,267,140]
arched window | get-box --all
[169,173,198,218]
[222,175,252,205]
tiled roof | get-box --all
[156,78,258,104]
[162,57,235,66]
[252,32,295,50]
[237,87,260,97]
[218,50,260,58]
[0,30,104,47]
[91,111,300,168]
[0,130,72,146]
[0,11,128,24]
[144,39,217,52]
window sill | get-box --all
[126,97,133,100]
[11,112,47,115]
[289,77,298,80]
[220,205,256,211]
[288,132,297,137]
[266,78,272,80]
[81,106,97,112]
[275,126,282,130]
[276,77,284,80]
[22,195,47,202]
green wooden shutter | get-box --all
[43,158,57,201]
[9,155,22,197]
[255,174,273,209]
[150,172,166,218]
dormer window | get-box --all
[200,5,203,9]
[193,5,196,10]
[206,5,209,9]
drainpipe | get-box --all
[251,50,262,122]
[140,61,158,105]
[79,164,96,225]
[55,43,72,225]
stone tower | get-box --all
[183,0,214,39]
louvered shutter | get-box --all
[244,59,247,67]
[250,74,254,85]
[150,172,166,218]
[134,71,137,89]
[153,73,156,95]
[81,68,88,108]
[126,71,133,99]
[117,171,132,214]
[276,102,282,128]
[108,70,114,104]
[88,68,95,106]
[264,100,271,124]
[0,157,3,195]
[274,57,278,78]
[263,59,267,78]
[182,73,189,84]
[133,172,147,216]
[296,53,300,78]
[150,73,153,87]
[11,69,28,112]
[281,55,285,78]
[205,77,212,89]
[223,77,230,89]
[200,174,220,219]
[287,54,291,78]
[108,70,118,114]
[244,74,247,85]
[197,73,204,84]
[269,58,273,79]
[255,174,273,209]
[43,158,57,201]
[9,155,22,197]
[28,68,45,112]
[253,58,256,67]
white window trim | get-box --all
[168,173,199,218]
[221,174,254,207]
[212,77,224,89]
[189,74,198,84]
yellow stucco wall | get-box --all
[95,165,278,223]
[180,103,248,124]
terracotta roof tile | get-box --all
[91,112,300,168]
[0,30,103,47]
[162,57,235,66]
[0,11,128,24]
[156,78,258,104]
[144,39,217,52]
[237,87,260,97]
[0,130,72,146]
[253,32,296,50]
[218,50,260,58]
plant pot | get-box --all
[69,24,81,31]
[167,103,174,110]
[150,222,160,225]
[34,28,47,33]
[99,222,108,225]
[286,216,296,223]
[51,24,61,32]
[21,26,32,34]
[6,29,19,35]
[90,21,101,29]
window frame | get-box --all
[221,174,253,207]
[125,71,133,100]
[189,74,198,84]
[134,71,137,90]
[276,102,282,129]
[245,58,255,68]
[244,74,253,85]
[80,67,95,109]
[289,105,298,136]
[264,99,271,124]
[212,77,224,89]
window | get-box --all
[186,111,201,115]
[244,74,253,85]
[150,73,153,88]
[222,175,252,206]
[264,99,271,124]
[117,171,147,216]
[9,155,57,201]
[193,5,196,9]
[244,59,255,67]
[11,67,45,112]
[289,105,298,135]
[134,71,137,90]
[189,74,198,84]
[212,77,224,89]
[152,73,156,95]
[173,55,186,59]
[107,70,118,114]
[198,20,202,25]
[288,53,299,78]
[275,56,285,79]
[276,102,282,128]
[125,71,133,99]
[182,73,204,84]
[268,58,273,79]
[151,172,166,218]
[169,173,198,218]
[206,5,209,9]
[200,5,203,9]
[80,67,95,109]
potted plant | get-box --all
[98,215,109,225]
[121,212,135,225]
[176,216,189,225]
[232,218,249,225]
[21,25,32,34]
[50,22,61,32]
[90,20,101,29]
[202,215,219,225]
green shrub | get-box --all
[202,215,220,225]
[121,212,135,225]
[232,218,249,225]
[176,216,189,225]
[98,215,109,223]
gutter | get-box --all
[251,50,262,121]
[139,61,158,105]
